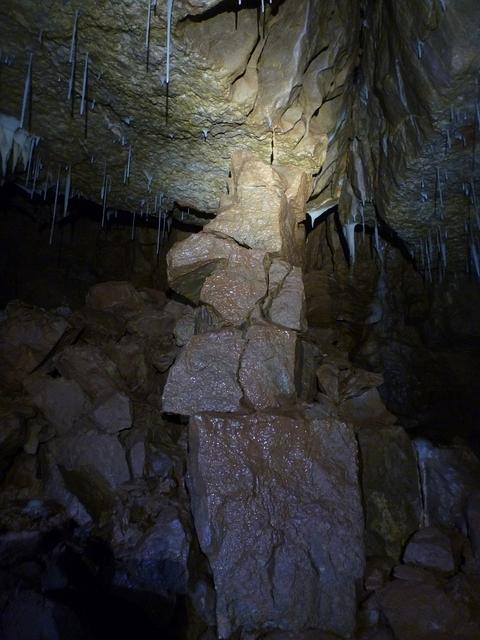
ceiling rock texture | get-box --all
[2,1,480,640]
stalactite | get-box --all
[165,0,174,122]
[49,166,61,245]
[20,53,33,129]
[79,52,89,116]
[343,223,356,265]
[63,164,71,217]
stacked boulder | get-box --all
[162,152,365,638]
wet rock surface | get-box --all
[188,411,364,639]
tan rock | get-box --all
[0,302,69,389]
[162,329,244,415]
[56,345,132,433]
[200,249,268,326]
[266,263,307,331]
[188,411,364,638]
[85,281,142,311]
[205,153,297,262]
[239,323,297,410]
[167,233,240,303]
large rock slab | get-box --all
[205,153,296,262]
[188,411,364,638]
[357,425,422,560]
[162,329,244,415]
[239,323,298,410]
[200,249,268,326]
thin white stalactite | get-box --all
[131,210,136,240]
[166,0,174,85]
[20,53,33,129]
[343,222,356,265]
[69,11,79,63]
[79,52,89,116]
[49,167,61,245]
[63,165,71,217]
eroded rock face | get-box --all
[188,411,364,638]
[205,153,296,262]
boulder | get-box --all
[126,307,176,338]
[0,302,68,388]
[85,280,143,311]
[378,580,478,640]
[48,427,130,519]
[174,308,196,346]
[167,233,240,303]
[162,329,244,415]
[200,249,268,326]
[206,152,297,262]
[414,439,480,530]
[188,411,364,638]
[113,503,190,597]
[239,323,298,410]
[403,527,456,574]
[56,345,132,433]
[265,261,307,331]
[23,374,90,435]
[466,492,480,562]
[357,425,422,560]
[0,405,27,471]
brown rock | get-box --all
[265,262,307,331]
[188,411,364,638]
[174,308,196,346]
[23,374,90,435]
[378,581,473,640]
[0,302,69,388]
[167,233,240,303]
[414,439,480,530]
[357,425,421,561]
[85,281,143,311]
[200,249,268,326]
[403,527,456,574]
[162,329,244,414]
[239,323,298,410]
[56,345,132,433]
[126,308,176,338]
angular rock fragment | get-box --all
[205,153,296,261]
[414,439,480,530]
[162,329,244,414]
[200,249,268,326]
[357,424,421,560]
[188,411,364,638]
[403,528,456,574]
[0,302,68,388]
[23,374,90,435]
[85,280,143,311]
[167,233,240,303]
[55,345,132,433]
[265,261,307,331]
[239,323,298,410]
